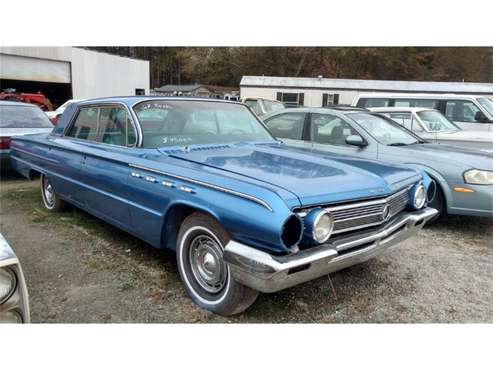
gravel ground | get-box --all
[1,171,492,323]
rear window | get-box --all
[0,105,53,128]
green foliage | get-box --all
[86,47,493,88]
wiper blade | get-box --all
[387,142,410,146]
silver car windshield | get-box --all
[349,112,419,146]
[133,100,275,148]
[478,98,493,117]
[416,110,460,132]
[0,105,53,128]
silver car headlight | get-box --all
[0,267,17,304]
[413,185,427,209]
[463,169,493,185]
[304,208,334,243]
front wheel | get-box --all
[427,184,445,224]
[40,174,69,211]
[176,212,259,316]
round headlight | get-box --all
[0,310,23,324]
[305,209,334,243]
[0,267,17,304]
[413,185,426,209]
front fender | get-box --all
[403,163,452,211]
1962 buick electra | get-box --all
[10,97,437,315]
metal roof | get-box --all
[154,84,211,93]
[240,76,493,94]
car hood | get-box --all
[384,142,493,169]
[159,143,420,207]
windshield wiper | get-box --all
[387,142,411,146]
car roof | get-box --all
[77,96,245,107]
[356,93,489,99]
[369,107,435,113]
[0,100,37,107]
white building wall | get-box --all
[1,47,150,99]
[240,86,359,106]
[70,48,149,99]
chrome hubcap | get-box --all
[189,235,227,293]
[43,178,55,207]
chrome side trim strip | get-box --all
[128,163,273,212]
[11,146,59,164]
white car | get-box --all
[0,233,30,323]
[369,107,493,152]
[242,97,285,117]
[352,93,493,132]
[45,98,83,124]
[0,101,54,169]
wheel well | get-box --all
[28,169,41,180]
[428,174,446,207]
[161,204,218,251]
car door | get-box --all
[444,99,489,131]
[307,113,378,160]
[79,104,138,228]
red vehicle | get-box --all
[0,89,54,112]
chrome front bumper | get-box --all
[224,207,438,293]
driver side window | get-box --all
[445,100,482,123]
[311,114,357,146]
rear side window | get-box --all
[395,99,439,109]
[264,112,306,140]
[0,105,53,128]
[67,107,99,141]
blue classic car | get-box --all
[263,107,493,220]
[10,97,437,315]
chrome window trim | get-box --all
[63,102,141,148]
[128,163,273,212]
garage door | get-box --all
[0,53,71,84]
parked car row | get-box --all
[352,93,493,131]
[263,106,493,219]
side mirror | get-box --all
[474,111,489,123]
[345,135,367,147]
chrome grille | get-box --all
[298,187,410,235]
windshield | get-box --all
[478,98,493,117]
[133,100,275,148]
[416,110,460,132]
[262,100,285,113]
[349,112,419,146]
[0,105,53,128]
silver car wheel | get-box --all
[188,234,227,294]
[41,175,55,209]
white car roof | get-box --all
[369,107,436,113]
[356,93,490,100]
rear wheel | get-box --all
[176,212,259,316]
[40,174,69,211]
